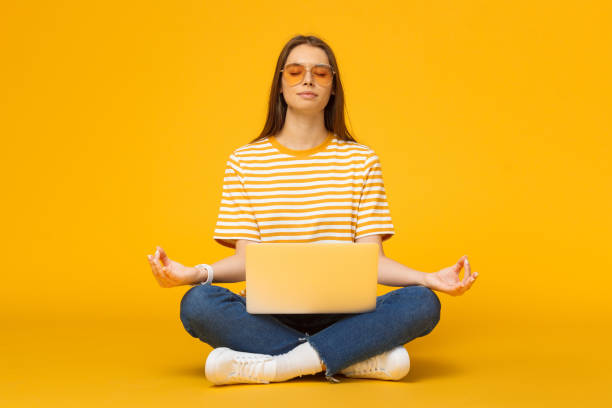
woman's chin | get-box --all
[287,104,325,114]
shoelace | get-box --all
[350,354,385,374]
[229,354,275,383]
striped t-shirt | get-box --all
[213,131,395,249]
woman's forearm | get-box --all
[191,253,246,284]
[378,255,428,287]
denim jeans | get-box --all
[179,283,441,383]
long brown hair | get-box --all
[248,35,357,145]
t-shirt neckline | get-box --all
[268,132,333,158]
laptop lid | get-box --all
[245,242,379,314]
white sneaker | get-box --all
[205,347,277,385]
[339,346,410,381]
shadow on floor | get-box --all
[402,355,464,382]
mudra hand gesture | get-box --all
[424,255,479,296]
[146,246,201,288]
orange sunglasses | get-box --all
[280,63,336,87]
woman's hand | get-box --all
[424,255,479,296]
[146,246,202,288]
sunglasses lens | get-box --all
[283,64,305,86]
[313,66,333,86]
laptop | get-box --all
[245,242,379,314]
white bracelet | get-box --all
[192,264,214,286]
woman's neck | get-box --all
[275,108,328,150]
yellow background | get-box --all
[2,0,611,406]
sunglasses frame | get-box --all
[280,62,336,87]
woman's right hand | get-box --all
[146,246,202,288]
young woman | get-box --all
[146,35,479,385]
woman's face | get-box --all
[280,44,334,114]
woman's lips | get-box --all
[298,92,317,99]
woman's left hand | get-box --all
[424,255,479,296]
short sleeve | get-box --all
[213,153,261,249]
[354,153,395,242]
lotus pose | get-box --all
[147,34,479,386]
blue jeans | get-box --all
[179,283,441,383]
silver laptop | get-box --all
[245,242,379,314]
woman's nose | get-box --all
[302,69,314,85]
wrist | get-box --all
[191,264,214,286]
[192,266,208,285]
[420,271,431,287]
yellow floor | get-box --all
[3,298,609,407]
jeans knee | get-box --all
[179,284,218,336]
[416,286,441,334]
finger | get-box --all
[148,254,160,275]
[150,253,162,273]
[153,249,174,282]
[455,281,468,295]
[158,246,170,266]
[463,274,477,291]
[454,257,463,272]
[455,282,465,295]
[465,271,478,286]
[148,255,164,281]
[148,255,166,285]
[469,272,478,285]
[450,281,464,295]
[462,255,471,284]
[454,255,466,276]
[149,254,172,286]
[158,263,176,284]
